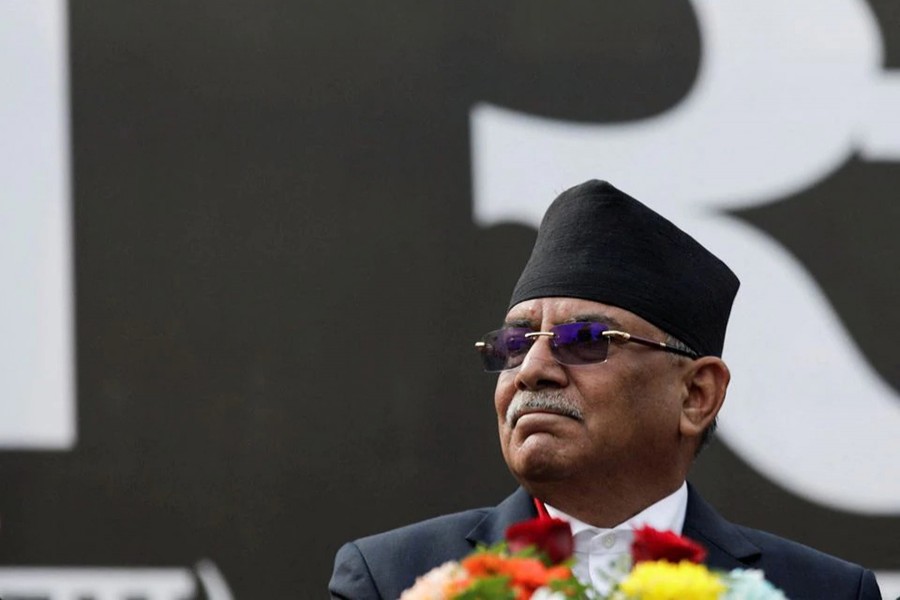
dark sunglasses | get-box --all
[474,321,699,372]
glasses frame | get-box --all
[474,323,699,372]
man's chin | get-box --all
[514,469,568,487]
[505,442,573,485]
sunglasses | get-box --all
[474,321,699,372]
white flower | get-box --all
[531,587,569,600]
[722,568,789,600]
[398,561,467,600]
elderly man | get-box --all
[329,180,882,599]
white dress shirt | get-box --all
[544,482,688,595]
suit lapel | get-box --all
[683,483,761,571]
[465,487,537,547]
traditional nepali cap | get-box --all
[508,180,739,357]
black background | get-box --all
[0,2,898,597]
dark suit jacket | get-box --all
[330,485,882,600]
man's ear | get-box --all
[679,357,730,438]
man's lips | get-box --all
[510,407,583,429]
[509,408,583,429]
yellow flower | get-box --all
[617,560,726,600]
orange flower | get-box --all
[547,565,572,581]
[460,551,575,599]
[504,557,552,587]
[461,552,506,576]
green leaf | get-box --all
[454,575,516,600]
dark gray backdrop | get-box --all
[0,1,897,598]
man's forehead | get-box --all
[503,297,630,329]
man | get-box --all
[329,180,882,599]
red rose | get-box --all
[631,526,707,564]
[505,517,574,564]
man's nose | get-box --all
[514,336,569,391]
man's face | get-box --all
[494,297,689,490]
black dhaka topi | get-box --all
[508,180,740,357]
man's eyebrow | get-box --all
[565,313,624,329]
[501,314,624,329]
[502,317,535,329]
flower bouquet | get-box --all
[399,514,788,599]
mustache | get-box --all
[506,391,583,428]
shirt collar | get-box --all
[543,481,688,537]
